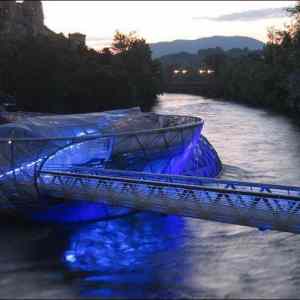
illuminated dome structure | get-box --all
[0,107,221,223]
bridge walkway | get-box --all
[38,166,300,234]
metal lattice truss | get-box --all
[1,110,300,234]
[0,113,219,209]
[38,168,300,234]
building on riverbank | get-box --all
[0,1,47,37]
[0,1,86,49]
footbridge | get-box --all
[38,166,300,234]
[1,108,300,233]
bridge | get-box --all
[38,166,300,234]
[1,109,300,233]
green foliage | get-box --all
[162,1,300,115]
[212,2,300,114]
[0,31,163,113]
[287,0,300,18]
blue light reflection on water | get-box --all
[63,212,187,298]
[26,200,132,224]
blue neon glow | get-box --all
[63,213,185,272]
[62,212,186,298]
[0,109,222,224]
[65,253,77,263]
[1,109,300,236]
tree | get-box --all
[112,31,163,107]
[287,0,300,19]
[0,30,163,113]
[202,47,226,74]
[112,30,144,54]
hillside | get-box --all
[159,48,262,68]
[150,35,264,58]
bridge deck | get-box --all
[39,167,300,234]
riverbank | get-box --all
[163,86,300,122]
[160,2,300,120]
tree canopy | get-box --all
[0,31,163,113]
[161,1,300,116]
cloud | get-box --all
[86,37,113,50]
[87,36,113,43]
[193,7,290,22]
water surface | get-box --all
[1,93,300,299]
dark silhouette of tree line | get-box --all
[162,2,300,116]
[0,30,163,113]
[161,47,259,97]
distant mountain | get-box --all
[159,47,262,68]
[150,36,264,58]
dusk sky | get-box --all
[43,1,296,49]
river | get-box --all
[1,93,300,299]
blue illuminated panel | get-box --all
[0,110,220,223]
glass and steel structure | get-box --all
[0,107,221,223]
[1,107,300,234]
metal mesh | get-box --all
[1,107,300,233]
[0,108,213,211]
[39,169,300,234]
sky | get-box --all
[42,1,297,50]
